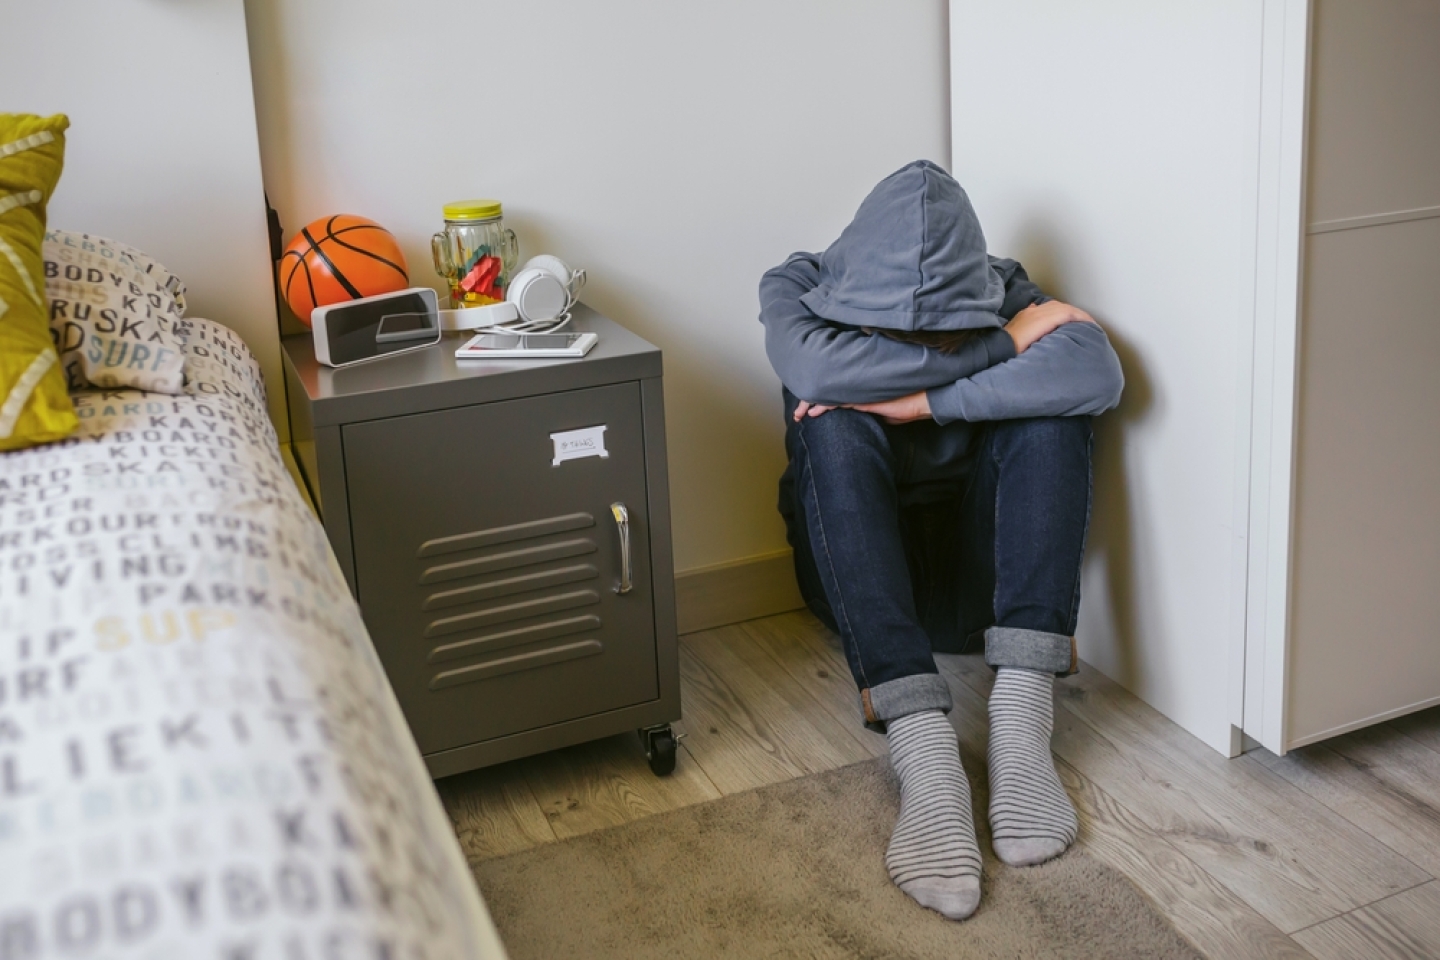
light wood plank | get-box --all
[436,758,557,860]
[1294,881,1440,960]
[678,625,874,793]
[677,641,807,791]
[936,656,1313,956]
[934,654,1303,957]
[1057,758,1312,960]
[1254,723,1440,877]
[1389,705,1440,758]
[940,654,1428,933]
[436,609,1440,960]
[518,732,721,841]
[688,623,877,764]
[737,612,887,759]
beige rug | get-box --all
[471,757,1202,959]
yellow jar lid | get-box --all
[443,199,503,220]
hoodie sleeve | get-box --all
[926,322,1124,423]
[988,257,1051,317]
[760,252,1016,404]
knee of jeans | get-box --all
[794,406,887,452]
[993,415,1091,453]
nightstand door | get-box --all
[344,381,657,755]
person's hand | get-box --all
[846,391,932,425]
[792,400,838,422]
[1006,300,1095,354]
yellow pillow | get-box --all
[0,113,76,450]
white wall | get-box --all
[242,0,952,574]
[2,0,282,438]
[951,1,1277,754]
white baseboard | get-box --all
[674,549,805,635]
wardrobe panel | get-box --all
[1306,0,1440,224]
[1288,216,1440,745]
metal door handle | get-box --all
[610,502,633,594]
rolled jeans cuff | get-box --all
[860,673,953,726]
[984,626,1078,677]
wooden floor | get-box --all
[437,610,1440,959]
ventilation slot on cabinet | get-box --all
[416,511,608,689]
[418,513,594,558]
[429,639,604,690]
[428,614,601,664]
[424,563,598,611]
[424,589,600,639]
[421,538,596,584]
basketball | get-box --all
[279,215,409,326]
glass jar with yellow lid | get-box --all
[430,199,519,308]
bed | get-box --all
[0,319,507,958]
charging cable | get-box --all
[438,268,585,336]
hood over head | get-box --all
[799,160,1005,333]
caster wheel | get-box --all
[640,724,677,777]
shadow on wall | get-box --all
[242,0,305,339]
[503,214,795,567]
[1010,224,1157,689]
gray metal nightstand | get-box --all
[282,304,680,779]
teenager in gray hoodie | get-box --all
[759,160,1123,920]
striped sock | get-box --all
[987,667,1078,866]
[884,710,982,920]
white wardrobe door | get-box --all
[1286,0,1440,747]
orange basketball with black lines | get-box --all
[279,215,409,326]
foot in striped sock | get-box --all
[885,710,982,920]
[987,667,1078,866]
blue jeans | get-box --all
[779,389,1092,725]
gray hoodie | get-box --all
[800,158,1008,332]
[760,159,1123,426]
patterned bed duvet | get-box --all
[0,321,504,959]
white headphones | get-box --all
[441,255,586,334]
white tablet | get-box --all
[455,331,597,359]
